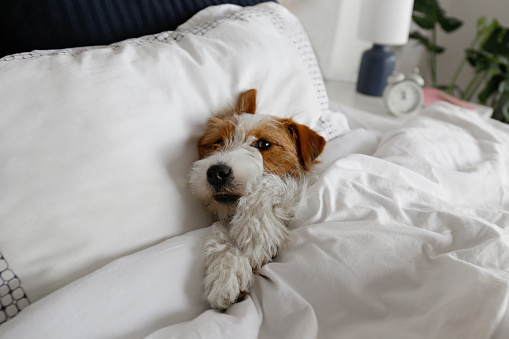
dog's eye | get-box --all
[214,138,223,147]
[253,139,272,150]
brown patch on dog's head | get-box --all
[197,88,325,175]
[198,89,258,158]
[247,119,302,177]
[235,89,257,115]
[283,119,326,172]
[197,116,236,159]
[245,117,325,176]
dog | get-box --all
[189,89,325,309]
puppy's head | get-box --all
[189,89,325,220]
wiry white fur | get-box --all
[188,143,263,221]
[229,174,306,269]
[202,174,306,309]
[189,113,308,309]
[203,222,254,309]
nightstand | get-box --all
[325,80,392,116]
[324,79,405,132]
[324,79,493,119]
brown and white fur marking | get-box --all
[189,89,325,309]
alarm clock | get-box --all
[383,71,424,117]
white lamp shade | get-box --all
[358,0,414,46]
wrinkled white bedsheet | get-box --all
[1,103,508,339]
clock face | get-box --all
[384,81,423,117]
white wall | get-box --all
[280,0,509,96]
[279,0,370,82]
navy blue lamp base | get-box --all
[356,44,396,97]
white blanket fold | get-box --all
[1,103,508,339]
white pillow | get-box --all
[0,2,337,302]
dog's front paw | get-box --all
[204,251,254,309]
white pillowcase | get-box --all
[0,2,338,301]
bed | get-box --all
[1,1,508,338]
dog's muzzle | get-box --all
[207,164,240,204]
[207,164,232,188]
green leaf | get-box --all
[496,78,509,101]
[409,31,445,54]
[502,105,509,123]
[437,11,463,33]
[498,74,509,94]
[492,88,509,122]
[409,31,429,43]
[413,14,435,29]
[413,0,431,13]
[432,45,446,54]
[478,19,502,46]
[481,27,509,55]
[412,0,463,33]
[466,49,507,75]
[478,75,504,104]
[412,0,440,30]
[477,17,487,30]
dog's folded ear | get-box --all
[235,89,257,114]
[287,121,326,172]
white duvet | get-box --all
[1,103,508,339]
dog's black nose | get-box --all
[207,164,233,189]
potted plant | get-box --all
[409,0,509,123]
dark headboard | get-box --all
[0,0,275,58]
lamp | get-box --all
[356,0,414,96]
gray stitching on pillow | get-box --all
[0,4,336,134]
[318,115,342,141]
[0,251,30,325]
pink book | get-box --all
[423,87,476,110]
